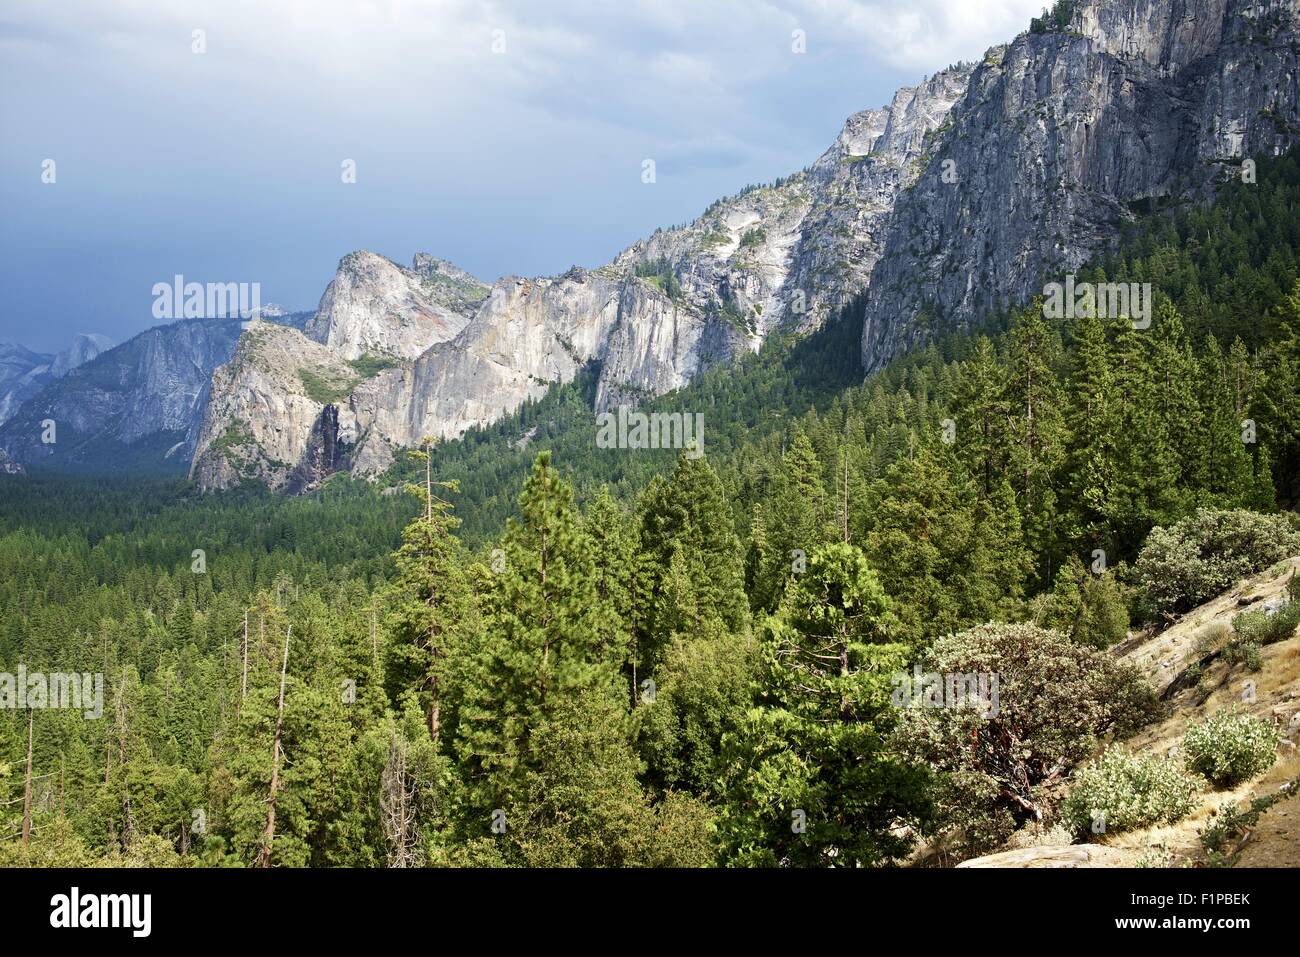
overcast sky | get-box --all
[0,0,1044,351]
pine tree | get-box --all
[864,443,987,644]
[385,438,471,743]
[582,486,637,690]
[757,428,835,613]
[950,336,1010,498]
[455,452,612,816]
[636,452,749,670]
[723,543,931,867]
[1197,337,1254,503]
[1004,305,1066,583]
[1059,311,1120,554]
[1250,280,1300,505]
[1108,321,1183,554]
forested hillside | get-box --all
[1,152,1299,867]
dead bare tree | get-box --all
[379,732,418,868]
[114,678,134,849]
[259,625,290,868]
[20,709,33,848]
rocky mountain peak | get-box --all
[304,250,479,361]
[178,0,1300,493]
[50,332,114,377]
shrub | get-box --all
[1232,600,1300,647]
[297,367,356,404]
[1133,509,1300,615]
[898,622,1158,854]
[1076,573,1130,648]
[1199,777,1299,866]
[1061,749,1198,837]
[347,354,399,378]
[1183,710,1279,788]
[1223,638,1263,671]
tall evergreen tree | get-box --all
[386,439,471,743]
[455,452,612,816]
[723,543,931,867]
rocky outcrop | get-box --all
[337,268,742,480]
[0,446,23,475]
[189,321,362,489]
[955,845,1126,867]
[608,63,976,343]
[860,0,1300,372]
[304,251,481,361]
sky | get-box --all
[0,0,1046,352]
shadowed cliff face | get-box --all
[859,0,1300,373]
[286,404,341,495]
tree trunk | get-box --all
[21,709,33,848]
[260,626,290,868]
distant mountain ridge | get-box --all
[0,333,114,426]
[0,315,307,473]
[3,0,1299,488]
[187,60,978,491]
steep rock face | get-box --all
[304,251,482,361]
[593,278,738,411]
[0,320,242,471]
[860,0,1300,372]
[608,64,976,342]
[189,321,361,489]
[286,403,341,494]
[339,268,740,479]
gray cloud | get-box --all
[0,0,1043,350]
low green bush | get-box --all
[1183,710,1279,788]
[1133,510,1300,615]
[1061,748,1199,837]
[1232,601,1300,647]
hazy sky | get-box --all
[0,0,1044,351]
